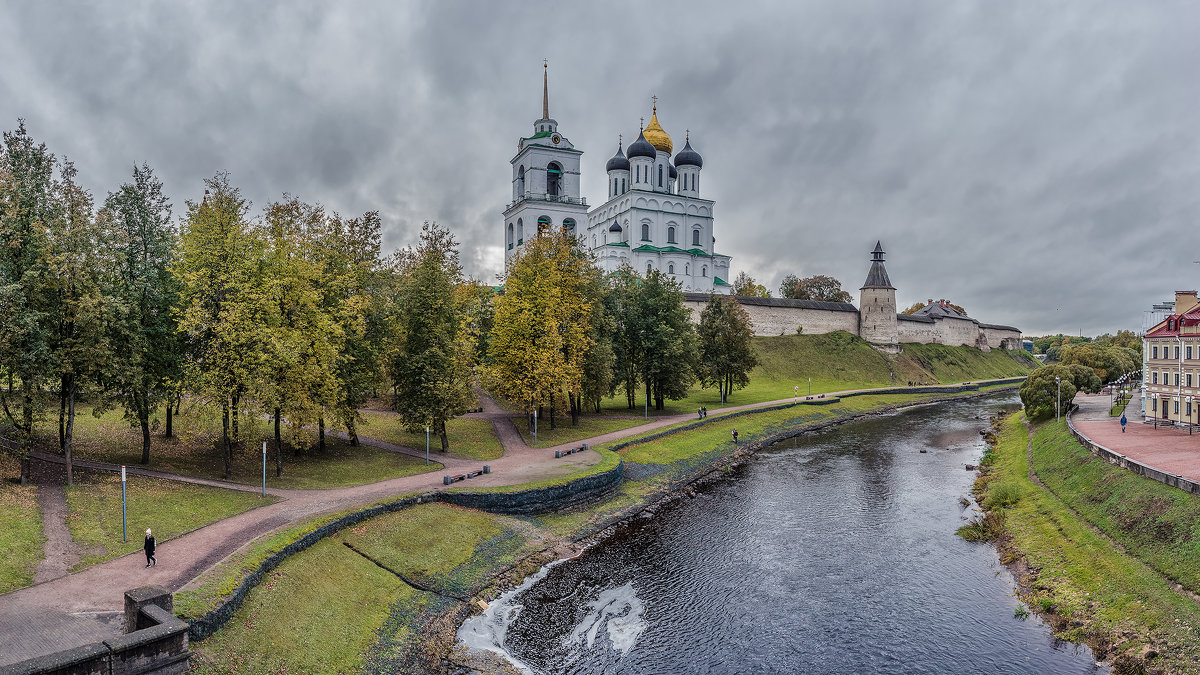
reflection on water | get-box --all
[465,394,1106,674]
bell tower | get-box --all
[859,241,898,346]
[502,62,588,267]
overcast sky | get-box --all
[2,1,1197,336]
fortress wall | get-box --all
[897,319,942,344]
[938,316,986,347]
[683,295,1020,347]
[683,299,860,337]
[982,326,1023,350]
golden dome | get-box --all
[642,111,672,154]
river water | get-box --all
[460,394,1105,674]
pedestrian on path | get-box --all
[702,406,707,418]
[732,429,739,444]
[1121,414,1127,433]
[698,408,703,420]
[144,529,156,568]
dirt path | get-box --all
[32,482,81,584]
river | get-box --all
[459,393,1106,674]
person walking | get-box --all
[702,406,707,418]
[1120,414,1127,433]
[144,529,156,567]
[732,429,739,444]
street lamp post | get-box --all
[425,425,430,465]
[794,385,798,402]
[1056,376,1061,422]
[121,465,127,543]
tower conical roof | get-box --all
[860,241,894,289]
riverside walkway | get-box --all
[1070,390,1200,485]
[0,380,1012,666]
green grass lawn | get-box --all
[355,412,504,461]
[190,503,537,674]
[590,332,1036,417]
[0,455,43,593]
[64,469,275,571]
[54,401,439,489]
[510,414,649,448]
[977,414,1200,668]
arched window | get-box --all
[517,166,526,197]
[537,216,552,235]
[685,264,689,275]
[647,262,653,274]
[702,266,707,277]
[546,162,563,197]
[694,175,699,192]
[641,223,650,241]
[692,229,700,246]
[621,178,626,192]
[507,222,514,249]
[667,226,676,244]
[592,234,597,248]
[563,218,576,236]
[516,218,524,244]
[668,263,675,274]
[658,164,663,187]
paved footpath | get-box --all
[0,381,1010,666]
[1072,390,1200,484]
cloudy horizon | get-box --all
[2,1,1197,336]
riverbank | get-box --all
[972,413,1200,674]
[186,384,1022,673]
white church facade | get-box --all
[503,68,732,294]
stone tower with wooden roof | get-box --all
[859,241,898,347]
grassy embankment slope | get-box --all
[974,414,1200,672]
[593,331,1037,416]
[187,339,1035,673]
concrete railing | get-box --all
[1066,413,1200,495]
[1,586,190,675]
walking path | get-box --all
[0,380,1014,666]
[1071,390,1200,485]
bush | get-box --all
[982,481,1023,510]
[1019,365,1077,421]
[957,510,1007,542]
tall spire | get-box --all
[542,60,549,119]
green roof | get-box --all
[606,241,630,247]
[523,131,553,140]
[714,276,730,286]
[632,244,711,256]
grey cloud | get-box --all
[2,0,1198,334]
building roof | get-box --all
[860,240,894,289]
[674,137,703,168]
[1144,302,1200,338]
[909,301,970,320]
[605,142,630,172]
[642,110,673,153]
[627,131,656,159]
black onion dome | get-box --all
[674,138,703,168]
[609,221,622,232]
[668,163,677,179]
[605,143,630,172]
[627,131,656,160]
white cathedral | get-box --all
[502,67,732,294]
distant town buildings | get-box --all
[1142,290,1200,425]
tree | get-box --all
[607,266,644,410]
[103,164,180,467]
[697,294,758,403]
[577,264,615,418]
[311,210,384,448]
[782,274,852,303]
[1058,343,1135,384]
[0,122,67,483]
[258,197,341,473]
[1066,364,1101,395]
[1019,365,1077,421]
[902,299,966,315]
[638,270,698,410]
[732,271,770,298]
[487,230,594,429]
[390,222,475,451]
[46,158,110,487]
[174,174,270,479]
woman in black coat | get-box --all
[144,528,156,567]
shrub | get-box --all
[1019,365,1077,421]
